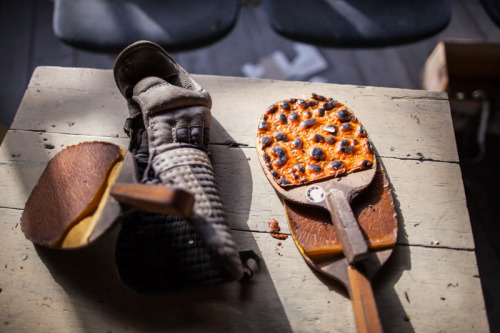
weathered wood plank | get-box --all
[200,75,457,163]
[0,130,128,164]
[0,208,350,333]
[0,129,474,250]
[374,244,487,333]
[11,67,457,164]
[0,208,486,332]
[0,131,127,210]
[3,67,471,250]
[11,67,128,136]
[213,145,473,250]
[0,67,487,332]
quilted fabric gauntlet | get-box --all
[113,41,243,289]
[134,77,242,280]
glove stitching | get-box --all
[143,82,170,95]
[159,165,212,216]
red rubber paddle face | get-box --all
[256,93,374,187]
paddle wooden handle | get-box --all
[325,189,369,264]
[110,183,194,218]
[348,265,383,333]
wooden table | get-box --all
[0,67,488,332]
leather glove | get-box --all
[114,41,243,285]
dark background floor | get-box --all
[1,1,499,331]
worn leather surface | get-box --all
[134,77,211,149]
[115,41,212,163]
[114,40,210,100]
[114,41,243,285]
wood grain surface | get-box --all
[0,67,487,332]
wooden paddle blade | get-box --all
[111,183,194,218]
[284,161,397,258]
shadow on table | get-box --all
[374,156,414,333]
[36,234,293,332]
[36,119,293,332]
